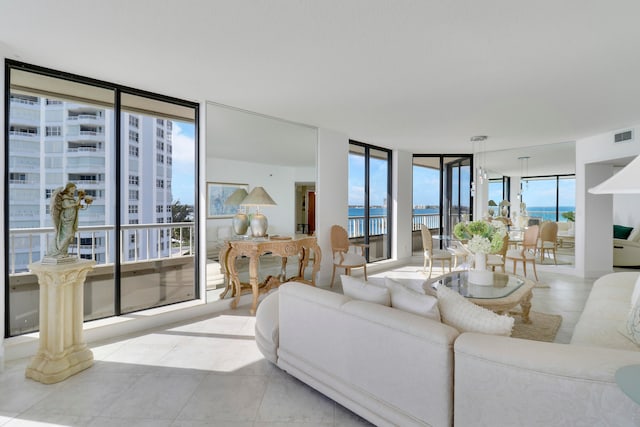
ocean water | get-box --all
[348,206,575,221]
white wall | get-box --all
[316,128,349,285]
[394,150,413,260]
[576,126,640,277]
[206,158,307,238]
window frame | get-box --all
[348,140,393,262]
[4,59,200,338]
[520,174,575,222]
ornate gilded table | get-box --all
[219,235,321,315]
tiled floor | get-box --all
[0,256,601,426]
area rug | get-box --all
[534,282,550,289]
[511,311,562,342]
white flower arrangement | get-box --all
[467,234,492,253]
[453,220,507,254]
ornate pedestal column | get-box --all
[25,259,96,384]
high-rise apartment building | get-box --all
[8,93,173,273]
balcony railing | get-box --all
[347,213,440,238]
[8,222,195,274]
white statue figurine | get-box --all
[46,182,93,261]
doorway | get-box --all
[295,182,315,235]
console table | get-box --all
[219,235,321,315]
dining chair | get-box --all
[505,225,539,280]
[421,224,452,278]
[448,240,471,268]
[487,234,509,272]
[537,221,558,264]
[330,225,368,287]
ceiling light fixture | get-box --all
[518,156,530,190]
[470,136,489,185]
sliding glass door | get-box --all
[413,154,472,250]
[348,141,392,262]
[443,156,472,237]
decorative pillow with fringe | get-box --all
[436,285,514,336]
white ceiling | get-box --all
[3,1,640,161]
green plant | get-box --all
[453,220,507,253]
[561,211,575,222]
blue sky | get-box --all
[348,154,389,206]
[171,122,195,205]
[351,158,575,209]
[490,178,575,207]
[413,165,441,206]
[521,178,575,207]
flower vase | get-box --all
[469,252,494,286]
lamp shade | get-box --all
[488,200,497,206]
[589,155,640,194]
[241,187,277,206]
[224,188,248,206]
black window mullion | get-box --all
[114,89,122,315]
[4,62,11,338]
[556,176,560,222]
[363,147,370,260]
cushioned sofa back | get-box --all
[277,282,458,427]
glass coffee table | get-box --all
[431,270,535,323]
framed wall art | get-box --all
[207,182,248,218]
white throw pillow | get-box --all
[629,226,640,242]
[385,278,441,321]
[631,274,640,309]
[341,275,391,306]
[627,300,640,345]
[436,285,514,336]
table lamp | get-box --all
[500,199,510,217]
[241,186,277,237]
[224,188,249,235]
[589,154,640,194]
[488,199,497,217]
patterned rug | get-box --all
[511,311,562,342]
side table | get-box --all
[616,364,640,405]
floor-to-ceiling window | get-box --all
[413,155,472,229]
[412,155,472,251]
[5,61,198,337]
[488,177,511,217]
[348,141,391,262]
[520,174,575,222]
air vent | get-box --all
[614,130,633,143]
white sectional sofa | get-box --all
[260,283,459,427]
[256,272,640,427]
[454,271,640,426]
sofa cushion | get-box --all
[381,275,428,294]
[627,299,640,345]
[629,226,640,242]
[436,285,514,336]
[255,290,279,363]
[341,275,391,306]
[614,224,634,239]
[632,274,640,308]
[385,277,441,321]
[571,271,640,350]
